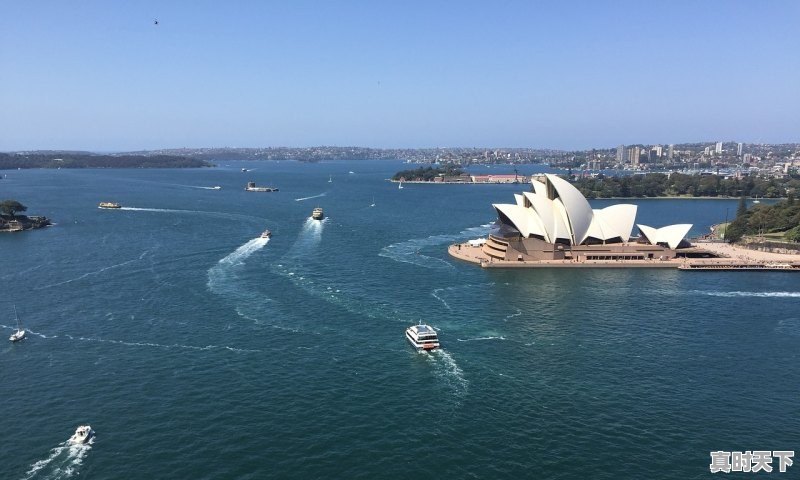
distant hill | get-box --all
[0,152,212,169]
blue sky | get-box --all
[1,1,798,151]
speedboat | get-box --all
[98,202,121,209]
[312,207,324,220]
[211,186,221,190]
[405,323,440,351]
[69,425,94,444]
[260,229,272,239]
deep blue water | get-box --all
[1,161,798,479]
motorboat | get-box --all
[260,229,272,239]
[312,207,324,220]
[405,323,440,351]
[8,304,25,342]
[211,186,221,190]
[98,202,121,209]
[69,425,94,444]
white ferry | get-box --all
[312,207,324,220]
[405,323,440,351]
[98,202,121,209]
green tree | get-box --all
[0,200,27,217]
[736,196,747,218]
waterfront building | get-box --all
[616,144,625,164]
[474,174,694,263]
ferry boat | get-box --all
[69,425,94,444]
[405,323,440,351]
[98,202,121,209]
[312,207,324,220]
[260,229,272,239]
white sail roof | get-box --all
[594,204,638,242]
[545,174,594,245]
[637,224,693,249]
[494,176,690,248]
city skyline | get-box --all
[2,1,799,151]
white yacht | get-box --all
[260,229,272,239]
[69,425,95,444]
[8,305,25,342]
[405,323,440,351]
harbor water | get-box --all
[1,161,797,479]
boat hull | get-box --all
[405,330,439,351]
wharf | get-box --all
[678,262,800,271]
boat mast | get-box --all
[13,304,21,330]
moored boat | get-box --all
[405,323,440,351]
[312,207,324,220]
[98,202,121,209]
[69,425,94,444]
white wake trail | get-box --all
[380,223,494,270]
[294,192,327,202]
[697,291,800,298]
[23,437,94,480]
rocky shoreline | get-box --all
[0,214,52,232]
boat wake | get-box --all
[379,223,494,270]
[36,250,150,290]
[427,350,468,405]
[294,192,327,202]
[215,237,269,268]
[430,283,496,311]
[456,336,505,342]
[696,290,800,298]
[23,437,94,480]
[118,207,265,223]
[5,326,261,353]
[207,237,269,293]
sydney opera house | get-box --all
[451,174,704,266]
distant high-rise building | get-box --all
[715,142,722,154]
[616,145,625,164]
[704,146,711,155]
[668,144,674,160]
[628,146,641,165]
[737,143,743,156]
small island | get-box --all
[391,165,528,184]
[0,200,51,232]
